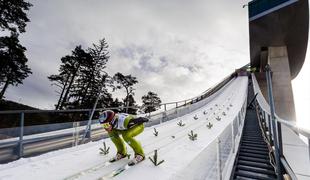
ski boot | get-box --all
[109,153,127,163]
[128,154,145,166]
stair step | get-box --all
[241,146,268,152]
[242,139,265,143]
[242,135,262,138]
[240,149,269,155]
[243,131,261,133]
[239,152,269,160]
[235,170,277,180]
[243,132,261,134]
[241,139,266,145]
[235,175,259,180]
[242,136,263,139]
[238,156,270,164]
[237,165,276,176]
[241,142,267,148]
[242,136,264,141]
[238,160,274,170]
[241,145,268,150]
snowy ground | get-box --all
[0,77,248,180]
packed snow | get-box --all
[0,77,248,180]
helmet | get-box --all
[99,110,115,124]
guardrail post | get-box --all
[308,138,310,161]
[216,138,222,180]
[277,121,283,156]
[237,113,240,126]
[86,110,92,139]
[160,112,164,124]
[263,111,266,121]
[18,112,24,158]
[267,114,273,145]
[73,121,80,146]
[266,64,283,179]
[231,122,235,153]
[164,104,167,111]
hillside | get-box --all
[0,99,39,111]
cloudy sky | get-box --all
[4,0,310,129]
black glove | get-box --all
[127,117,149,128]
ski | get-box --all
[97,164,131,180]
[97,158,145,180]
[64,158,129,180]
[64,161,112,180]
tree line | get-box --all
[0,0,162,116]
[48,39,162,114]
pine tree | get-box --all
[48,74,70,110]
[0,0,32,34]
[83,38,111,108]
[48,46,90,109]
[0,0,32,100]
[113,73,138,113]
[0,33,32,99]
[123,94,138,114]
[141,91,161,114]
[106,98,123,112]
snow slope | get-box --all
[0,77,248,180]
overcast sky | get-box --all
[3,0,310,129]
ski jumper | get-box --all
[106,113,145,157]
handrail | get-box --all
[143,75,237,119]
[251,73,310,138]
[252,72,310,179]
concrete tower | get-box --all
[248,0,309,122]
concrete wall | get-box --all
[256,46,296,122]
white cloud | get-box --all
[5,0,249,108]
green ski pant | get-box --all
[108,124,144,157]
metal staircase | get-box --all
[231,79,277,180]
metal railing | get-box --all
[252,68,310,180]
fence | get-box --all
[144,77,235,126]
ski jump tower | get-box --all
[249,0,309,122]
